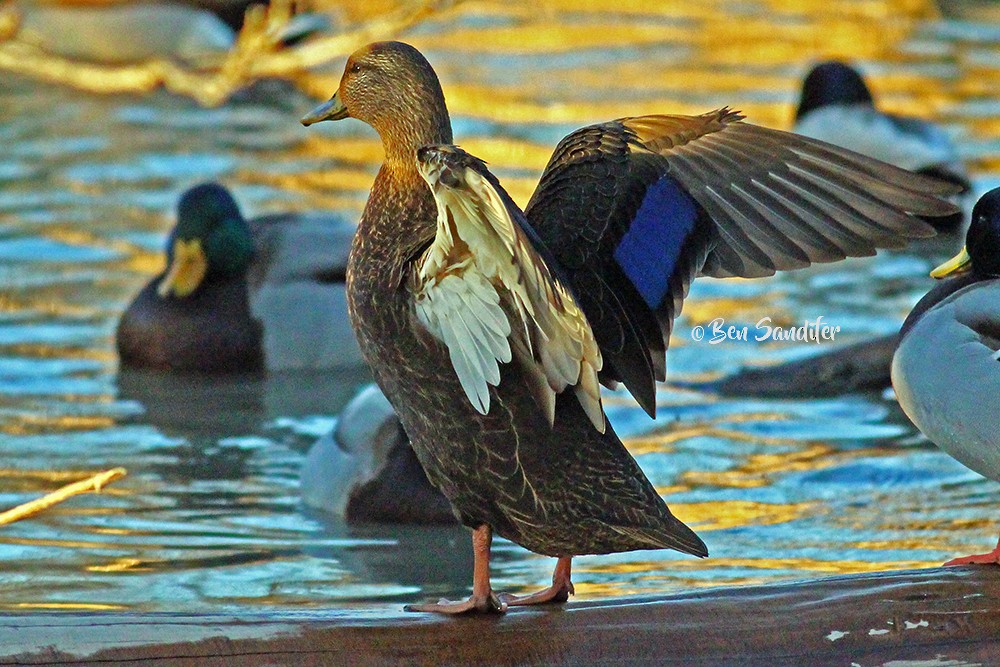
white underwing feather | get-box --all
[415,271,509,415]
[414,152,605,432]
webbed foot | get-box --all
[944,536,1000,566]
[404,592,507,614]
[404,524,508,615]
[499,581,574,606]
[945,551,1000,566]
[499,555,574,607]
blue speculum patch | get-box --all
[613,174,697,309]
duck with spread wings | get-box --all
[301,41,960,614]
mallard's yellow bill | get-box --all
[157,239,208,298]
[930,246,972,279]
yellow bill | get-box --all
[930,246,973,279]
[157,239,208,298]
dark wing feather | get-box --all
[636,111,959,277]
[526,108,961,417]
[526,124,711,417]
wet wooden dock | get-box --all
[3,566,1000,666]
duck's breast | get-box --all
[892,280,1000,479]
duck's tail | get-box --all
[610,514,708,558]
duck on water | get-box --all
[301,41,960,614]
[893,187,1000,566]
[117,182,362,373]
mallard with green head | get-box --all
[301,41,960,614]
[117,182,361,372]
[892,187,1000,565]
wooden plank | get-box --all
[3,566,1000,666]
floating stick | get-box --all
[0,468,127,527]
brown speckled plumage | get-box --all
[304,41,960,611]
[332,43,703,561]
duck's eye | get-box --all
[349,62,362,74]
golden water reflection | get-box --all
[671,500,817,531]
[14,602,127,611]
[0,415,117,436]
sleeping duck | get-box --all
[892,187,1000,565]
[301,384,456,525]
[116,182,362,372]
[301,41,959,614]
[18,2,328,64]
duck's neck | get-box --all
[379,108,453,166]
[345,111,453,386]
[900,272,981,340]
[204,218,254,282]
[350,117,451,296]
[362,106,453,240]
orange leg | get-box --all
[501,556,575,607]
[404,524,507,614]
[945,534,1000,566]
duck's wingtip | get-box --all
[716,107,745,123]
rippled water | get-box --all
[1,0,1000,613]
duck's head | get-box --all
[796,61,874,120]
[157,183,255,299]
[300,41,452,160]
[932,187,1000,280]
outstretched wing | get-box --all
[413,146,605,432]
[526,108,961,417]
